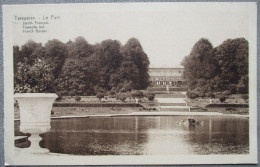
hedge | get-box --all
[205,104,248,108]
[53,102,143,107]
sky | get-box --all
[11,2,253,68]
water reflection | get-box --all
[15,116,249,155]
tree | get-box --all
[14,37,151,95]
[44,39,67,78]
[13,45,20,74]
[19,40,43,65]
[214,38,248,89]
[14,41,56,93]
[93,39,123,90]
[181,38,214,90]
[121,38,150,90]
[182,38,248,97]
[60,37,94,95]
[14,59,55,93]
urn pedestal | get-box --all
[14,93,58,154]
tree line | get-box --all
[181,38,248,98]
[14,37,150,96]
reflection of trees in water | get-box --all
[182,117,249,154]
[24,117,150,155]
[15,116,249,155]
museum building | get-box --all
[149,68,184,86]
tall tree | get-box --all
[44,39,67,78]
[214,38,248,92]
[93,39,123,91]
[121,38,150,90]
[181,38,214,90]
[59,37,94,95]
[182,37,248,96]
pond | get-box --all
[15,115,249,155]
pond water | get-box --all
[15,116,249,155]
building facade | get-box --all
[149,68,184,86]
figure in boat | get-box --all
[176,116,203,126]
[188,116,196,124]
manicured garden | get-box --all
[187,94,249,115]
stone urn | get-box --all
[14,93,58,154]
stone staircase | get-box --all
[155,91,190,112]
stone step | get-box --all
[160,106,189,108]
[156,98,186,103]
[148,87,188,92]
[155,94,186,98]
[151,91,186,94]
[160,103,187,106]
[160,107,190,112]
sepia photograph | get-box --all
[3,2,258,165]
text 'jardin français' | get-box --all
[14,15,60,33]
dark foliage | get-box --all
[96,93,105,101]
[74,96,81,102]
[206,104,248,108]
[182,38,248,97]
[219,96,227,103]
[14,37,150,95]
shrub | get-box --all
[219,96,227,103]
[14,60,55,93]
[96,93,105,101]
[56,92,63,101]
[118,94,127,102]
[198,91,206,98]
[206,104,248,108]
[223,90,231,96]
[186,90,199,99]
[241,95,249,103]
[241,94,248,100]
[237,85,248,94]
[143,91,155,101]
[94,86,106,94]
[74,96,81,102]
[131,90,144,99]
[225,107,236,111]
[205,92,215,98]
[147,93,155,101]
[229,84,237,94]
[109,90,116,96]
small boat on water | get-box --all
[176,117,203,126]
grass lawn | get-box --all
[14,106,156,119]
[14,94,249,119]
[187,94,249,115]
[51,107,141,117]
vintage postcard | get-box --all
[3,2,257,165]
